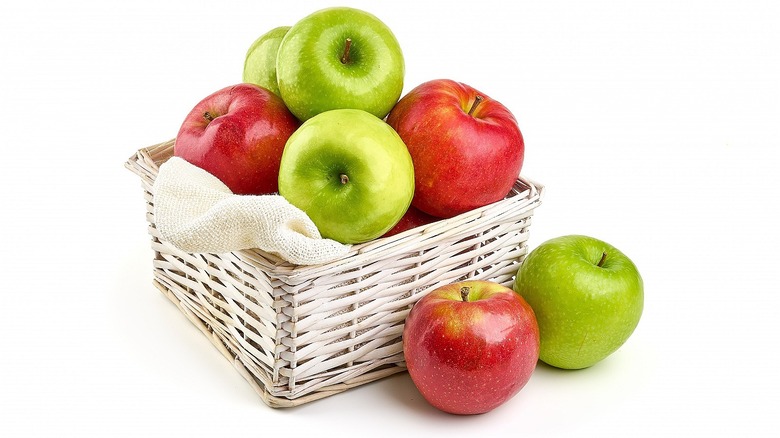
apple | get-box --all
[174,83,300,195]
[242,26,290,96]
[381,205,438,238]
[403,280,539,415]
[386,79,524,218]
[513,235,644,370]
[276,7,405,121]
[277,108,414,244]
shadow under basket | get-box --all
[125,139,545,408]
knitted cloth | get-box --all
[152,157,350,265]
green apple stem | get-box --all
[460,286,470,302]
[597,251,608,267]
[203,111,215,122]
[467,95,483,116]
[341,38,353,64]
[340,174,349,185]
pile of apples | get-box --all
[172,6,643,416]
[174,6,524,245]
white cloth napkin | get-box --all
[152,157,351,265]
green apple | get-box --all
[242,26,290,96]
[276,7,405,121]
[513,235,643,369]
[277,109,414,244]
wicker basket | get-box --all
[125,139,544,408]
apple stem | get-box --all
[597,251,607,267]
[341,38,353,64]
[467,95,483,116]
[460,286,470,302]
[340,174,349,185]
[203,111,215,122]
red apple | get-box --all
[381,205,438,237]
[403,280,539,415]
[174,83,300,195]
[386,79,524,218]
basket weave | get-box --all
[125,139,544,408]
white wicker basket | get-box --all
[125,139,544,408]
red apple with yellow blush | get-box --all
[174,83,300,195]
[387,79,525,218]
[403,280,539,415]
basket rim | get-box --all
[126,139,545,276]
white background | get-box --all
[2,0,778,436]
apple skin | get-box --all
[242,26,290,96]
[386,79,524,218]
[403,280,540,415]
[381,205,438,238]
[277,109,414,244]
[276,7,405,121]
[174,83,300,195]
[513,235,644,370]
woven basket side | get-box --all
[269,189,538,397]
[126,141,294,403]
